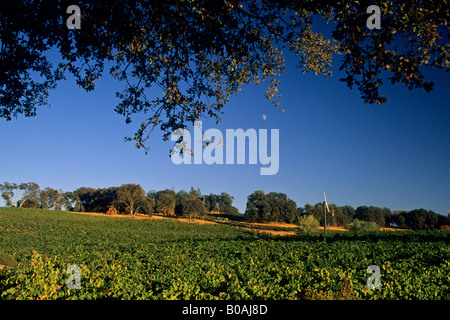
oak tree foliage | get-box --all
[0,0,448,152]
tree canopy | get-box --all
[0,182,40,208]
[116,183,148,215]
[175,189,208,219]
[245,190,297,223]
[1,1,448,151]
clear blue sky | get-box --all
[1,48,449,215]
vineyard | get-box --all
[0,207,449,300]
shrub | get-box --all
[106,205,118,215]
[298,215,320,233]
[346,219,380,232]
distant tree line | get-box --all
[0,182,238,220]
[1,182,449,230]
[244,190,450,230]
[0,182,71,211]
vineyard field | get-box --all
[0,207,449,300]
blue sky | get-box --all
[1,47,449,215]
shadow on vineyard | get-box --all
[0,207,449,300]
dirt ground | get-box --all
[71,211,408,235]
[241,227,298,236]
[71,211,296,235]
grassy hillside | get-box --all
[0,207,449,300]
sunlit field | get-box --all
[0,207,448,300]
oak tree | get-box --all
[1,1,448,152]
[116,183,147,215]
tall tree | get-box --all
[266,192,282,222]
[1,182,18,206]
[0,182,40,207]
[62,192,74,211]
[204,193,219,212]
[175,189,190,215]
[283,198,298,224]
[45,187,60,210]
[218,192,236,214]
[355,206,387,227]
[303,203,325,225]
[256,192,298,223]
[72,187,97,212]
[175,190,207,219]
[155,189,176,214]
[39,189,49,209]
[188,187,202,199]
[94,187,119,212]
[54,190,69,211]
[17,183,40,208]
[147,190,157,200]
[331,205,352,227]
[141,196,155,216]
[1,1,447,152]
[341,205,356,222]
[116,184,147,215]
[245,190,270,222]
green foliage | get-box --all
[0,253,17,267]
[347,219,380,233]
[19,198,40,209]
[298,215,320,233]
[355,206,392,227]
[116,184,147,215]
[245,190,297,223]
[0,182,40,208]
[1,251,63,300]
[142,198,155,216]
[204,192,239,214]
[1,1,447,151]
[245,190,270,222]
[155,189,176,214]
[70,186,119,213]
[204,193,219,212]
[393,209,444,230]
[188,187,202,199]
[0,207,449,300]
[175,191,207,218]
[217,192,237,214]
[4,181,447,231]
